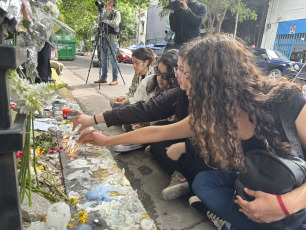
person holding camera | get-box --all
[166,0,207,50]
[94,0,121,85]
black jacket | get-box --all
[103,87,210,180]
[104,87,185,126]
[169,1,207,44]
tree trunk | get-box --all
[216,9,227,33]
[233,12,239,39]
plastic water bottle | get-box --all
[45,202,71,230]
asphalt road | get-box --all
[60,55,216,230]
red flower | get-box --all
[16,151,23,159]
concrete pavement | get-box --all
[59,56,216,230]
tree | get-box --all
[57,0,150,50]
[230,0,257,39]
[116,3,137,45]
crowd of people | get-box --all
[69,1,306,230]
[72,32,306,230]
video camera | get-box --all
[166,0,185,11]
[95,1,105,12]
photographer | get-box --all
[167,0,206,49]
[94,0,121,85]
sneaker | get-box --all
[189,196,209,215]
[144,145,152,155]
[161,171,190,200]
[121,124,133,132]
[113,144,144,153]
[109,80,118,85]
[48,77,56,83]
[94,79,107,83]
[207,211,226,230]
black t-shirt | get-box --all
[242,90,306,157]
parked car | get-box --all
[116,48,132,64]
[76,49,84,56]
[252,48,306,80]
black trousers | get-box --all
[36,42,51,83]
[150,139,211,189]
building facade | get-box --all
[261,0,306,61]
[146,4,168,45]
[138,9,147,45]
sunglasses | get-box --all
[154,66,171,80]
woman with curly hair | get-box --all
[77,35,306,229]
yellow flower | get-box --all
[67,223,74,227]
[76,210,88,224]
[37,165,44,170]
[43,216,46,223]
[69,197,78,205]
[36,147,42,155]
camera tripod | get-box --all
[86,13,125,89]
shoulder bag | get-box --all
[234,109,306,230]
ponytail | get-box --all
[145,47,155,66]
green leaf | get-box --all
[22,19,31,31]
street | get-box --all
[60,56,216,230]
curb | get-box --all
[52,69,74,100]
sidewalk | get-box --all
[58,64,216,230]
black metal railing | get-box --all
[0,27,27,230]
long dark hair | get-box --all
[185,34,302,170]
[146,49,179,95]
[132,47,155,67]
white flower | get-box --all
[8,70,66,115]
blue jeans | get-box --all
[101,37,118,81]
[193,171,306,230]
[192,171,260,230]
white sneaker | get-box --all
[144,145,152,155]
[113,144,144,153]
[161,171,190,200]
[207,211,226,230]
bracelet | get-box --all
[93,115,98,125]
[276,194,291,216]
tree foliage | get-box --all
[57,0,150,49]
[230,0,257,23]
[157,0,257,35]
[116,3,137,45]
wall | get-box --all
[138,9,147,45]
[261,0,306,49]
[146,5,168,44]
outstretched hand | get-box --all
[235,188,286,223]
[72,112,95,133]
[77,129,109,146]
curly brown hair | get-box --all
[185,34,302,170]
